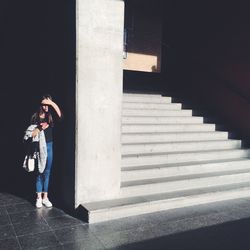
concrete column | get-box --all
[75,0,124,206]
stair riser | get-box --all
[122,132,228,144]
[89,188,250,223]
[122,150,250,167]
[122,117,204,124]
[123,96,172,103]
[120,173,250,198]
[123,109,192,117]
[122,103,182,110]
[122,141,241,154]
[122,160,250,181]
[122,124,216,133]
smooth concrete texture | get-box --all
[122,149,250,167]
[87,185,250,223]
[123,95,171,103]
[122,140,241,154]
[81,93,250,222]
[122,116,204,124]
[122,102,182,109]
[76,0,124,205]
[122,159,250,181]
[122,123,216,133]
[123,108,192,116]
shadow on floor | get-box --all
[115,217,250,250]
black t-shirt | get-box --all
[44,126,53,143]
[39,117,53,143]
[31,110,61,143]
[33,117,53,143]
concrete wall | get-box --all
[76,0,124,206]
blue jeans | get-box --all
[36,142,53,193]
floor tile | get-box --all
[18,231,60,250]
[2,191,250,250]
[40,207,66,219]
[0,206,7,216]
[89,215,149,235]
[0,194,28,206]
[13,220,51,236]
[95,226,155,249]
[54,224,106,249]
[45,215,82,230]
[42,245,64,250]
[9,210,44,225]
[0,238,21,250]
[61,240,106,250]
[6,202,36,214]
[0,224,16,240]
[147,212,233,238]
[54,225,90,243]
[0,214,11,226]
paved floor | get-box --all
[1,193,250,250]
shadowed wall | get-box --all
[124,0,250,143]
[1,0,76,212]
[165,1,250,142]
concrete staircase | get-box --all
[83,93,250,223]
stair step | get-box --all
[122,140,241,154]
[122,116,204,124]
[123,93,162,98]
[120,169,250,198]
[83,182,250,223]
[122,149,250,167]
[122,124,216,133]
[122,158,250,181]
[123,95,172,103]
[122,102,182,110]
[122,131,229,144]
[122,109,192,117]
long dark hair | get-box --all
[31,94,54,127]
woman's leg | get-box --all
[43,142,53,204]
[36,174,43,208]
[36,174,43,196]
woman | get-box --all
[31,94,62,208]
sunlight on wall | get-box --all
[123,52,160,72]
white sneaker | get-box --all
[36,198,42,208]
[42,198,53,208]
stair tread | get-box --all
[122,131,227,137]
[121,168,250,187]
[123,93,163,97]
[122,122,206,125]
[122,115,200,118]
[122,148,248,158]
[121,158,250,171]
[122,109,191,112]
[122,117,204,124]
[122,139,239,146]
[122,123,213,126]
[84,181,250,211]
[122,104,181,108]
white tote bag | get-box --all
[23,155,36,172]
